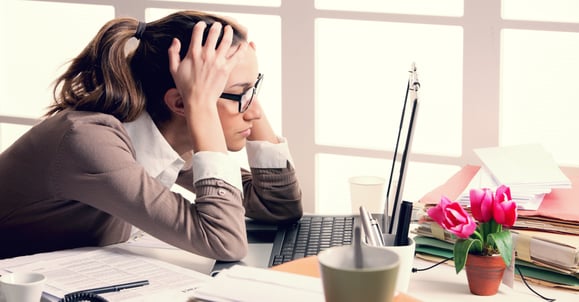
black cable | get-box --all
[58,292,109,302]
[411,256,453,272]
[516,265,556,302]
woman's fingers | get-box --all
[166,20,244,105]
[215,25,233,58]
[167,37,182,76]
[204,22,222,51]
[191,21,207,58]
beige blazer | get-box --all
[0,110,302,260]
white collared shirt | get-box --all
[122,112,294,192]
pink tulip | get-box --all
[495,184,512,202]
[469,188,494,222]
[427,196,477,239]
[494,185,518,227]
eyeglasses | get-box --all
[219,73,263,113]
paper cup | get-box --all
[349,176,386,214]
[318,245,399,302]
[0,272,46,302]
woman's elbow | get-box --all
[207,234,248,261]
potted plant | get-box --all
[427,184,517,295]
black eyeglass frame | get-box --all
[219,73,264,113]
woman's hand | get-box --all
[167,21,247,152]
[168,22,245,111]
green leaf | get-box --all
[454,238,483,274]
[488,231,513,266]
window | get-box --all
[0,0,114,149]
[1,0,578,214]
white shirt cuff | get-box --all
[192,151,243,192]
[246,136,294,169]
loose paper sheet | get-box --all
[0,247,211,301]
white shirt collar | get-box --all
[122,112,185,188]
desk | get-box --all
[217,239,578,302]
[2,232,577,301]
[408,257,577,301]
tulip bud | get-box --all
[469,188,494,222]
[494,185,517,227]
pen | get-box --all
[370,215,386,247]
[359,206,385,247]
[394,200,413,246]
[65,280,149,297]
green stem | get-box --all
[472,229,483,243]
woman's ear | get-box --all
[163,88,186,117]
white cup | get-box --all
[0,272,46,302]
[349,176,386,214]
[376,234,416,293]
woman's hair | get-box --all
[46,11,247,123]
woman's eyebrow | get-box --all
[226,81,252,90]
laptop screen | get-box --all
[383,62,420,234]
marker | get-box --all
[394,201,413,246]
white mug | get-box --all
[0,272,46,302]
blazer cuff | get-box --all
[192,151,243,192]
[246,136,294,169]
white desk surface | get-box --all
[216,241,577,301]
[408,257,577,301]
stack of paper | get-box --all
[415,164,579,290]
[457,168,546,210]
[458,144,571,210]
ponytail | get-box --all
[47,18,145,122]
[47,11,248,124]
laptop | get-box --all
[267,63,421,267]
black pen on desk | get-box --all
[65,280,149,297]
[393,200,413,246]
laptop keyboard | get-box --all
[269,216,355,266]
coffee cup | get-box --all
[318,244,399,302]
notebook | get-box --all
[267,63,421,267]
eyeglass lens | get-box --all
[240,74,263,113]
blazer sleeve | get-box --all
[241,162,303,223]
[176,162,303,223]
[52,120,247,261]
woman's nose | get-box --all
[243,98,262,120]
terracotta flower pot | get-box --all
[464,253,506,296]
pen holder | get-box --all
[376,234,416,293]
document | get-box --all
[0,247,211,301]
[457,168,546,210]
[191,265,325,302]
[474,144,571,191]
[122,228,216,274]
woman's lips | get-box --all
[239,128,251,137]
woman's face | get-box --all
[217,42,262,151]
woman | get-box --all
[0,11,302,261]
